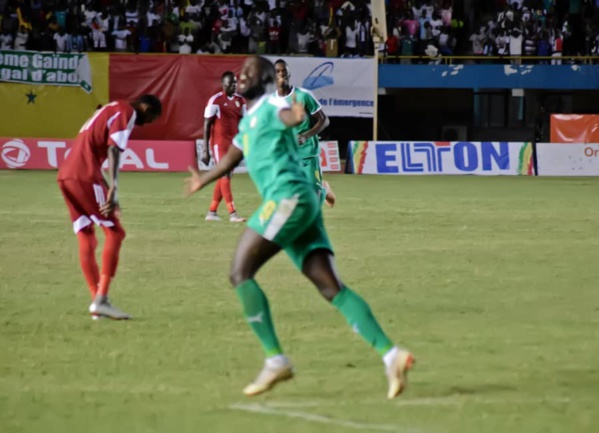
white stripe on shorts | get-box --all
[93,183,105,206]
[263,195,299,241]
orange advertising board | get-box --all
[550,114,599,143]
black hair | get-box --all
[221,70,235,81]
[273,58,289,69]
[136,94,162,115]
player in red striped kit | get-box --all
[201,71,247,223]
[57,95,162,320]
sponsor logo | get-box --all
[351,141,533,175]
[302,62,334,90]
[1,139,31,168]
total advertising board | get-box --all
[0,137,196,171]
[348,141,534,175]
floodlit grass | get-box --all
[1,171,598,433]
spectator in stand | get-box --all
[323,22,341,57]
[470,26,485,55]
[70,28,87,53]
[268,18,281,54]
[297,23,311,54]
[438,26,454,55]
[112,22,130,53]
[403,11,419,39]
[0,28,13,49]
[552,28,563,64]
[357,15,370,56]
[523,21,537,60]
[537,30,551,63]
[91,14,107,51]
[179,27,194,54]
[510,27,523,63]
[343,19,358,57]
[496,28,510,56]
[54,26,70,52]
[399,26,415,64]
[13,25,28,50]
[385,30,399,62]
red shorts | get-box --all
[210,143,230,163]
[58,180,121,234]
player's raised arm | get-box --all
[184,146,244,196]
[279,93,306,128]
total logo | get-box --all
[0,138,172,170]
[1,139,31,169]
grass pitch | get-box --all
[1,171,598,433]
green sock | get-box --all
[235,279,283,357]
[332,286,394,356]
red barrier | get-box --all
[0,137,195,172]
[109,54,245,141]
[550,114,599,143]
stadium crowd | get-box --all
[466,0,599,63]
[0,0,375,57]
[0,0,596,62]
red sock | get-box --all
[98,224,126,297]
[209,179,223,212]
[220,177,236,213]
[76,228,99,298]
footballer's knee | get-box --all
[106,225,126,243]
[229,264,253,287]
[316,284,341,302]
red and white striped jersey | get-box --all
[58,100,136,182]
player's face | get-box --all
[222,75,237,96]
[238,57,262,99]
[275,62,289,89]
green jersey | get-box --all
[274,86,323,158]
[233,94,311,200]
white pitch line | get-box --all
[260,396,573,409]
[230,403,420,433]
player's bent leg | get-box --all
[89,222,130,320]
[302,249,414,398]
[206,179,223,221]
[230,228,292,396]
[76,226,100,299]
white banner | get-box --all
[196,140,340,173]
[348,141,534,175]
[537,143,599,176]
[264,56,375,118]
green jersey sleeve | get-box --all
[300,88,322,115]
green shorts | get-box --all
[247,190,333,270]
[300,156,325,204]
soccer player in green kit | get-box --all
[184,56,413,398]
[273,58,336,207]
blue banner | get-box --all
[379,64,599,90]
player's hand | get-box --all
[184,166,205,197]
[200,149,210,166]
[290,93,306,125]
[100,188,118,217]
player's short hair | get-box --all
[273,58,289,69]
[221,71,235,81]
[136,94,162,116]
